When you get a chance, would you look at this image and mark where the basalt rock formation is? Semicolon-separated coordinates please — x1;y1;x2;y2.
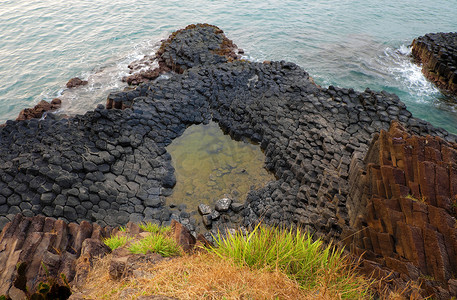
121;23;240;86
347;121;457;298
1;24;454;237
0;215;204;298
0;214;112;298
1;24;457;298
412;32;457;95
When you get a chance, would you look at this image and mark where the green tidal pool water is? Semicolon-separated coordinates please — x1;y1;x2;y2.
166;122;275;209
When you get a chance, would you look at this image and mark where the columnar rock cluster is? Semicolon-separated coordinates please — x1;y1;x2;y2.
347;121;457;298
0;214;204;298
1;24;454;237
412;32;457;95
0;214;112;298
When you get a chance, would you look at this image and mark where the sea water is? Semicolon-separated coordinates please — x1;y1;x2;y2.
1;0;456;132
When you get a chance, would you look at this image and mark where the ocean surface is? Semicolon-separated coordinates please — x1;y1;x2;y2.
1;0;456;133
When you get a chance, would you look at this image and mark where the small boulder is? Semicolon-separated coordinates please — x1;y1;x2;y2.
198;204;212;215
202;214;212;227
230;202;244;212
215;197;232;212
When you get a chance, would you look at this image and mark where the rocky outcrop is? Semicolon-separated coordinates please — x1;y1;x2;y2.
412;32;457;95
15;98;62;121
0;24;455;244
0;214;112;298
120;23;240;87
346;121;457;299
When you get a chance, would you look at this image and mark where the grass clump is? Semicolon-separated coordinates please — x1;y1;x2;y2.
405;194;427;203
207;224;373;299
128;233;182;257
139;222;172;234
103;235;131;250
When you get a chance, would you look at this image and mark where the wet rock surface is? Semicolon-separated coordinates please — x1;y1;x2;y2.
121;23;240;86
66;77;88;88
14;98;62;121
412;32;457;95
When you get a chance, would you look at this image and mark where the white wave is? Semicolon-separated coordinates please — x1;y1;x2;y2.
54;38;163;117
384;45;440;100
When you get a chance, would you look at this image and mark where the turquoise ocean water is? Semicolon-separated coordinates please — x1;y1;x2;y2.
1;0;456;132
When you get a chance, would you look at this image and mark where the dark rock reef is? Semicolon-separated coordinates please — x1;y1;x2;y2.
412;32;457;95
121;23;240;86
1;24;457;298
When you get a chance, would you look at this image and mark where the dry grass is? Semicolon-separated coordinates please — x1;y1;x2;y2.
78;251;342;300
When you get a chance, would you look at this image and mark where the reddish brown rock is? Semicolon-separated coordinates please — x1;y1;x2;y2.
16;98;62;121
347;121;457;299
66;77;88;88
73;239;111;287
171;219;196;253
0;214;111;298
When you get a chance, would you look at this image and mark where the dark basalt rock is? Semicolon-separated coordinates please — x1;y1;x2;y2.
412;32;457;95
121;23;240;86
1;24;455;236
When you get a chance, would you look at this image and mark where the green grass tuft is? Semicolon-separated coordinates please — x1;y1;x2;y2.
103;235;131;250
207;224;373;299
128;233;182;257
139;222;172;234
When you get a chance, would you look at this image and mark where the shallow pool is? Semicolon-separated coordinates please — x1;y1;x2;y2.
166;122;275;209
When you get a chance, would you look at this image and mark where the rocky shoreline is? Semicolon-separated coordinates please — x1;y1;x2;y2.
1;24;457;298
412;32;457;95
